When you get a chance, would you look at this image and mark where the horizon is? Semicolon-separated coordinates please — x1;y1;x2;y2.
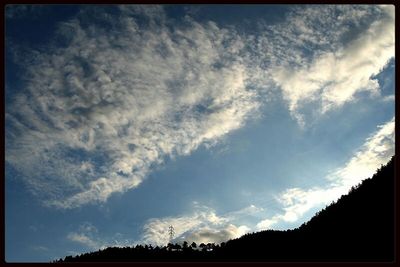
5;4;395;262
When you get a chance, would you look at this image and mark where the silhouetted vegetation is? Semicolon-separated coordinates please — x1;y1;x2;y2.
56;156;395;262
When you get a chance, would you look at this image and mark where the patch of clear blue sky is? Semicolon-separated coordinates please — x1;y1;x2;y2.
5;4;395;262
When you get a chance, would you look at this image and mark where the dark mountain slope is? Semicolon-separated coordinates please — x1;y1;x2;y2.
57;156;395;262
223;156;395;261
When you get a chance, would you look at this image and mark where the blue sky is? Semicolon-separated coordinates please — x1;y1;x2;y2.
5;5;395;262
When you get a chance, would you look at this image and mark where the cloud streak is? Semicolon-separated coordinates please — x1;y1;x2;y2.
269;5;394;125
67;222;103;250
257;116;395;230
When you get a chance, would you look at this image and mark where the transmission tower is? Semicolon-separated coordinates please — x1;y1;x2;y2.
168;225;175;241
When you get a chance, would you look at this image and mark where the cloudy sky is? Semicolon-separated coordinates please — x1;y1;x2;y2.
5;4;395;262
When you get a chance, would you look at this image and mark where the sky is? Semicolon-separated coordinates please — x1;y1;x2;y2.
5;4;395;262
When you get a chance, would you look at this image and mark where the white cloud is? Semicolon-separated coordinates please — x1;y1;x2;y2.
269;5;394;125
141;206;227;246
67;232;100;250
382;95;395;102
6;6;261;208
257;116;395;230
66;221;135;251
67;222;102;249
140;203;258;246
332;116;395;188
181;224;250;245
256;217;279;230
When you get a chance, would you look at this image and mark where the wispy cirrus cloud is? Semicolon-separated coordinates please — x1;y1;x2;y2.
67;222;103;250
332;116;395;188
5;5;394;209
269;5;394;125
6;6;261;208
67;232;100;250
257;116;395;230
382;95;395;102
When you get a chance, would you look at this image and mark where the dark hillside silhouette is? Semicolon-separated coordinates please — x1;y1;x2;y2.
223;156;395;261
56;156;395;262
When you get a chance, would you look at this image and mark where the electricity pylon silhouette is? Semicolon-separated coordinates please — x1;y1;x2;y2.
168;225;175;241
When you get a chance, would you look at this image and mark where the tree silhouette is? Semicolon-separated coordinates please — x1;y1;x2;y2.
199;243;207;252
166;243;173;251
